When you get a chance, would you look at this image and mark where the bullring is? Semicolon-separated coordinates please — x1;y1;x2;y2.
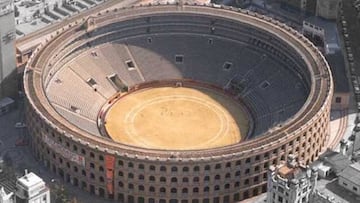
24;3;333;203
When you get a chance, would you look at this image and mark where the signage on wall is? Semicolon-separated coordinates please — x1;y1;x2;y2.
43;135;86;167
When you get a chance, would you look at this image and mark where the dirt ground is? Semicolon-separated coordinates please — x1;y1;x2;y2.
105;86;249;150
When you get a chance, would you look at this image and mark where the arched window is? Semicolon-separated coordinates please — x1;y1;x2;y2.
171;167;177;172
118;181;123;187
90;173;95;179
118;171;123;177
149;165;156;171
128;162;134;168
160;177;166;182
182;177;189;183
99;166;104;172
204;176;210;181
99;176;104;182
235;171;241;176
171;188;177;193
215;164;221;169
244;179;249;185
171;177;178;183
183;167;189;172
193;177;199;182
138;185;144;191
204;165;210;171
128;184;134;189
138;174;144;180
215;175;220;180
128;173;134;179
160;166;166;172
214;185;220;191
225;184;230;189
139;164;144;170
99;155;104;161
204;187;210;192
182;188;188;194
149;186;155;192
160;187;166;193
243;191;249;199
225;173;231;179
90;163;95;168
90;152;95;158
193;187;199;193
118;160;123;166
149;176;155;181
194;166;200;172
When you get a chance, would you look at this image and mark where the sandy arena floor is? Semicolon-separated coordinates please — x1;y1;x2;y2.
105;86;249;150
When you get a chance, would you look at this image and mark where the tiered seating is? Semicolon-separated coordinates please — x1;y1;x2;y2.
53;104;100;136
46;33;309;138
46;68;105;121
127;40;183;81
71;51;117;98
242;91;273;136
126;35;263;87
100;43;144;84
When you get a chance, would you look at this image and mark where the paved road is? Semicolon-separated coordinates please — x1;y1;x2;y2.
0;103;115;202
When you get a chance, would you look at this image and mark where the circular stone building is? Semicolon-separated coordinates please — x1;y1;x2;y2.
24;3;333;203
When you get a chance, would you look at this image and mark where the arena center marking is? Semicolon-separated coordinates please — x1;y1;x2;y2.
124;95;230;148
104;86;249;150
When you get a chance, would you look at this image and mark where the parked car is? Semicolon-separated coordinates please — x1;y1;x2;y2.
14;122;26;128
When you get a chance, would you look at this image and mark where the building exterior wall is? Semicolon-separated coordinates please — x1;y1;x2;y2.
332;92;350;110
338;176;360;196
0;0;16;98
279;0;316;14
23;4;333;202
316;0;341;20
26;103;330;202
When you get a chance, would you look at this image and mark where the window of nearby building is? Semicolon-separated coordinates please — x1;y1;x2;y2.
175;55;184;64
223;62;232;71
278;186;284;193
335;97;341;103
208;38;213;45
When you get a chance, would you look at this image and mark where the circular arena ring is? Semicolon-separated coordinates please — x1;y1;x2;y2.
100;80;252;150
24;3;333;202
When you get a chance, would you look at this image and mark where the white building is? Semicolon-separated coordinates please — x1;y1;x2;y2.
267;155;318;203
0;187;13;203
15;172;50;203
